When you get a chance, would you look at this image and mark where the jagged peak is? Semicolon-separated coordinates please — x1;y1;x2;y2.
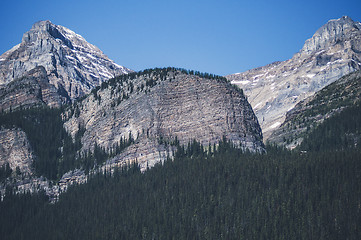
300;16;361;54
0;20;132;100
22;20;74;49
31;20;53;30
327;16;355;24
319;15;360;33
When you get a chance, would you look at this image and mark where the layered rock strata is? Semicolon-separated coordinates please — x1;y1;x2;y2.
0;66;62;111
64;69;264;170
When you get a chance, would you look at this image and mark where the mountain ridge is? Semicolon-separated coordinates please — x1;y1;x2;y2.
227;16;361;139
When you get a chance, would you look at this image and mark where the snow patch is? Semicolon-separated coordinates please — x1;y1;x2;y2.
269;121;281;129
86;53;97;60
287;106;294;112
266;75;275;79
351;59;361;65
10;43;21;52
327;59;344;65
66;55;77;61
253;102;262;109
233;80;250;85
252;74;264;79
113;62;125;69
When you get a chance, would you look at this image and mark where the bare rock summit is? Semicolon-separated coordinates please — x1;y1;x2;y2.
227;16;361;140
0;20;132;103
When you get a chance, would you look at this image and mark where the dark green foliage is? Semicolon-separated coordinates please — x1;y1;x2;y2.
97;67;228;95
0;107;84;180
79;135;134;174
274;71;361;145
0;107;65;179
0;188;49;238
1;140;361;239
299;103;361;151
0;163;12;181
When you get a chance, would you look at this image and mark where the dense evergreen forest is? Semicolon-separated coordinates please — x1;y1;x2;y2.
0;107;81;180
1;69;361;239
1;139;360;239
299;103;361;151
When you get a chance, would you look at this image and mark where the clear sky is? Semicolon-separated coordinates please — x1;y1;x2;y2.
0;0;360;76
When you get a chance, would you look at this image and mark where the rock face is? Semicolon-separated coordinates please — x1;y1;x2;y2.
1;69;264;200
268;70;361;148
0;127;34;175
227;16;361;139
0;20;132;102
0;66;62;111
64;69;264;170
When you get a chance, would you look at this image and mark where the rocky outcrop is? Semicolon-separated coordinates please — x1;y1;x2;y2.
64;69;264;169
0;20;132;102
105;138;175;172
0;127;34;175
300;16;361;54
0;66;62;111
227;16;361;140
0;126;87;201
268;70;361;148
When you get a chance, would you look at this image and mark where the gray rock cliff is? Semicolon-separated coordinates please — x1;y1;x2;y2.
0;20;132;102
227;16;361;140
0;127;34;176
0;66;62;111
64;69;264;170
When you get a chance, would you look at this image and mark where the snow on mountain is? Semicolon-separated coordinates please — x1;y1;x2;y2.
227;16;361;140
0;20;133;102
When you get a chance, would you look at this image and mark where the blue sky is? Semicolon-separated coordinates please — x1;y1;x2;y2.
0;0;360;75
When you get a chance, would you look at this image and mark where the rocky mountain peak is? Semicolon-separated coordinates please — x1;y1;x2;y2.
227;16;361;140
300;16;361;54
0;20;133;102
22;20;73;49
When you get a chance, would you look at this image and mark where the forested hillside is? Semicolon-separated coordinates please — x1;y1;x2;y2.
1;139;360;239
0;107;82;180
299;103;361;151
269;70;361;148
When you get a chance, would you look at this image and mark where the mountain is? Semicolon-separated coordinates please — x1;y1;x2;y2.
226;16;361;139
0;68;264;200
64;68;265;168
0;20;132;104
268;70;361;148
